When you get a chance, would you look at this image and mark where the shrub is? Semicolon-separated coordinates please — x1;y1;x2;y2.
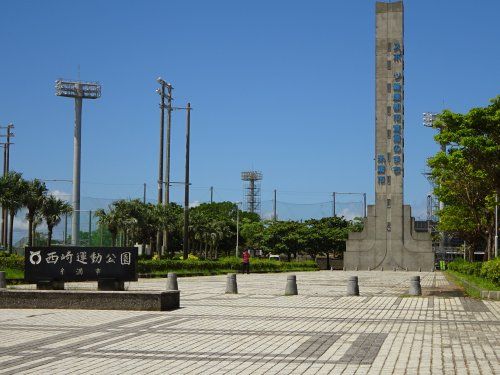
0;253;24;271
447;259;482;276
480;258;500;286
448;258;500;287
137;256;318;274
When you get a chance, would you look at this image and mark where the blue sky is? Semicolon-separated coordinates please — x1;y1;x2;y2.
1;0;499;220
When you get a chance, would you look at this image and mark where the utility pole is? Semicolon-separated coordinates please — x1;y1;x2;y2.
63;213;68;245
88;210;92;246
273;189;277;221
182;103;191;260
210;186;214;203
156;78;166;205
164;82;173;205
56;79;101;246
163;81;173;256
0;123;14;248
156;78;166;255
332;192;336;217
363;193;367;218
235;202;241;257
143;183;147;204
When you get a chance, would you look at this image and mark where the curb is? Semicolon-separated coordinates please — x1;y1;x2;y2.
449;272;500;300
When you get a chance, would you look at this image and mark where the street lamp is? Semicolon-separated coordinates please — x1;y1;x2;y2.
0;123;14;248
423;111;449;259
55;79;101;246
422;112;436;128
235;202;242;257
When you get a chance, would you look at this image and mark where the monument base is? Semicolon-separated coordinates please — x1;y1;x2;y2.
36;280;65;290
344;204;434;271
0;289;180;311
98;278;125;291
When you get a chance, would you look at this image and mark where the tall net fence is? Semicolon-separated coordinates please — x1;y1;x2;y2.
7;190;366;250
260;199;365;221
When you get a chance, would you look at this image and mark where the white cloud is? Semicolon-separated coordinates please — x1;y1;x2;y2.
49;190;71;202
189;200;201;208
261;211;274;220
338;207;358;221
13;214;29;231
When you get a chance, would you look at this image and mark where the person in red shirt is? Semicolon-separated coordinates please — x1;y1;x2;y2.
242;248;250;274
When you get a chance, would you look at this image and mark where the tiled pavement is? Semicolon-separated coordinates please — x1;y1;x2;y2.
1;271;499;374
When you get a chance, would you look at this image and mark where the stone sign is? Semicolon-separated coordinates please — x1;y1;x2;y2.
24;247;138;283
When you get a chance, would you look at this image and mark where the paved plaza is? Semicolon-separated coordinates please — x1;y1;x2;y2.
1;271;499;374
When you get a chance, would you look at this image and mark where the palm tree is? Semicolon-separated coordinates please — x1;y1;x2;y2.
95;208;119;246
23;179;47;246
153;203;182;257
32;212;43;246
112;199;139;246
0;171;26;253
41;195;72;247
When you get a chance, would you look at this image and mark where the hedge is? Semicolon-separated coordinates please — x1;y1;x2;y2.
137;257;318;274
0;253;24;270
447;258;500;286
0;252;318;275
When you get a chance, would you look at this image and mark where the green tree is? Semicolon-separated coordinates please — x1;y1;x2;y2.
428;96;499;260
41;195;72;247
263;220;306;261
240;218;265;250
23;179;48;247
187;202;240;259
0;171;27;253
303;216;352;267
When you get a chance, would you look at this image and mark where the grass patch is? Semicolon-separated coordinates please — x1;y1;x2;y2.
445;270;499;298
4;268;24;280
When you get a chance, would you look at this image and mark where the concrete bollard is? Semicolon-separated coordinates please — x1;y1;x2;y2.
166;273;178;291
0;271;6;288
285;275;298;295
225;273;238;294
408;276;422;296
347;276;359;296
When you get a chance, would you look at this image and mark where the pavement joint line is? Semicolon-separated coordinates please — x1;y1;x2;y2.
0;271;498;374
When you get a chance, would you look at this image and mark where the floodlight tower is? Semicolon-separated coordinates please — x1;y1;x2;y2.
55;79;101;246
241;171;263;215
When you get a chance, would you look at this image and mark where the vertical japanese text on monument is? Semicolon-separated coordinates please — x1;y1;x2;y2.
392;41;403;176
378;40;403;184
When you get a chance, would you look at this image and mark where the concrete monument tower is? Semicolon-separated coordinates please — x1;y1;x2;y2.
344;1;434;271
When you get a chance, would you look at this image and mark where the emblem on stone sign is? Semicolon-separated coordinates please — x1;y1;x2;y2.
29;250;42;265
